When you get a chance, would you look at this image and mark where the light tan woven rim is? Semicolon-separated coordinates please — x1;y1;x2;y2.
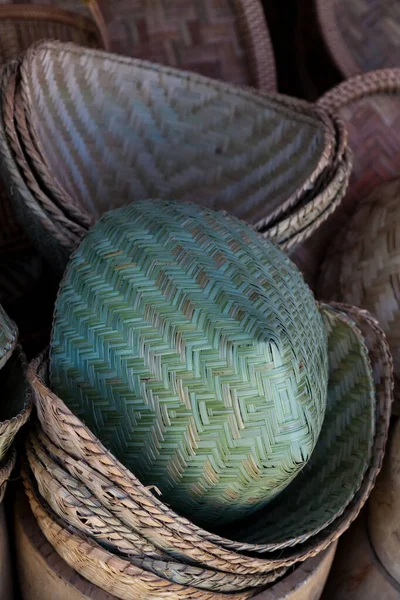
318;68;400;113
315;0;361;78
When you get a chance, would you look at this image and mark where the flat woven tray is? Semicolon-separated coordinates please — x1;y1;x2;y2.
316;0;400;78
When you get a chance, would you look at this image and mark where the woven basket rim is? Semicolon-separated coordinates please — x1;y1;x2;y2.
0;4;98;30
318;68;400;113
27;303;390;570
231;0;277;92
263;149;352;249
315;0;361;78
20;41;336;228
21;467;257;600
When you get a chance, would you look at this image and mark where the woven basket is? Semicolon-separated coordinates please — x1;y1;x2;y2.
11;0;275;90
316;0;400;79
26;303;390;579
0;41;348;273
318;178;400;414
291;69;400;289
0;448;16;503
50;201;329;528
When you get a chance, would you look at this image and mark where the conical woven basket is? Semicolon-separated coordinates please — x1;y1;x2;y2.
318;178;400;415
316;0;400;78
26;303;391;580
0;41;348;273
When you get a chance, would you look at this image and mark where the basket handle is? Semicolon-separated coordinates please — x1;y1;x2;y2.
82;0;112;51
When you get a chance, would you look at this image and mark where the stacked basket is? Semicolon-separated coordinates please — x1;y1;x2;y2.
0;41;351;275
16;197;392;599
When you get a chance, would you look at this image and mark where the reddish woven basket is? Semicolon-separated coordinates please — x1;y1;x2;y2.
316;0;400;79
292;69;400;290
9;0;276;91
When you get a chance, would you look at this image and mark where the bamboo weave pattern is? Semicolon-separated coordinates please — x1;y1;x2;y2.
21;42;329;230
50;201;328;527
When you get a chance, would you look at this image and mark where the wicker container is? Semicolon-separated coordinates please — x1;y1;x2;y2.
318;179;400;414
316;0;400;79
369;418;400;584
24;302;391;593
322;512;400;600
292;68;400;289
9;0;275;90
0;502;13;599
0;40;349;273
14;485;335;600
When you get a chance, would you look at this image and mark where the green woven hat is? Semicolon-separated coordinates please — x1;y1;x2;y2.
50;200;329;527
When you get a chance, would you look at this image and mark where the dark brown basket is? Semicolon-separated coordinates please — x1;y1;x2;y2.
316;0;400;78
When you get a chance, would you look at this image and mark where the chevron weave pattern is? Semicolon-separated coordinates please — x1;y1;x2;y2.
319;178;400;414
0;303;17;370
20;42;331;230
50;201;328;527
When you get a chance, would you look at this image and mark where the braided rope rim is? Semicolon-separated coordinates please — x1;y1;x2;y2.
21;465;257;600
0;345;32;462
25;427;287;592
318;68;400;113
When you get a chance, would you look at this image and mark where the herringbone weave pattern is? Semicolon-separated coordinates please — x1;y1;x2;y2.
319;179;400;413
20;42;330;230
50;201;328;527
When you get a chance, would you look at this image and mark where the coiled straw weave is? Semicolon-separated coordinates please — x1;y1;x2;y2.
50;200;328;527
26;303;391;588
0;40;349;272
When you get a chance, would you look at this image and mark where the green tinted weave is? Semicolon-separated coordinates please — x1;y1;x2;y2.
50;201;328;526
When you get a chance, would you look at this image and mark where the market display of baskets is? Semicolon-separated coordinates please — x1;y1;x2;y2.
0;3;398;599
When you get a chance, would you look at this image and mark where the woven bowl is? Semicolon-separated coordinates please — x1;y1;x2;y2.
316;0;400;78
291;69;400;290
27;302;391;576
50;201;329;527
318;178;400;414
0;40;345;273
0;448;16;503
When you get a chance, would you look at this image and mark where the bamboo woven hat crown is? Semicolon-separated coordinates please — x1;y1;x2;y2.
0;41;349;273
318;178;400;414
50;200;328;527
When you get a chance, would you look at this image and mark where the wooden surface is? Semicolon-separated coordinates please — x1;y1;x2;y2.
369;418;400;583
0;502;13;600
322;512;400;599
254;542;337;600
14;490;117;600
